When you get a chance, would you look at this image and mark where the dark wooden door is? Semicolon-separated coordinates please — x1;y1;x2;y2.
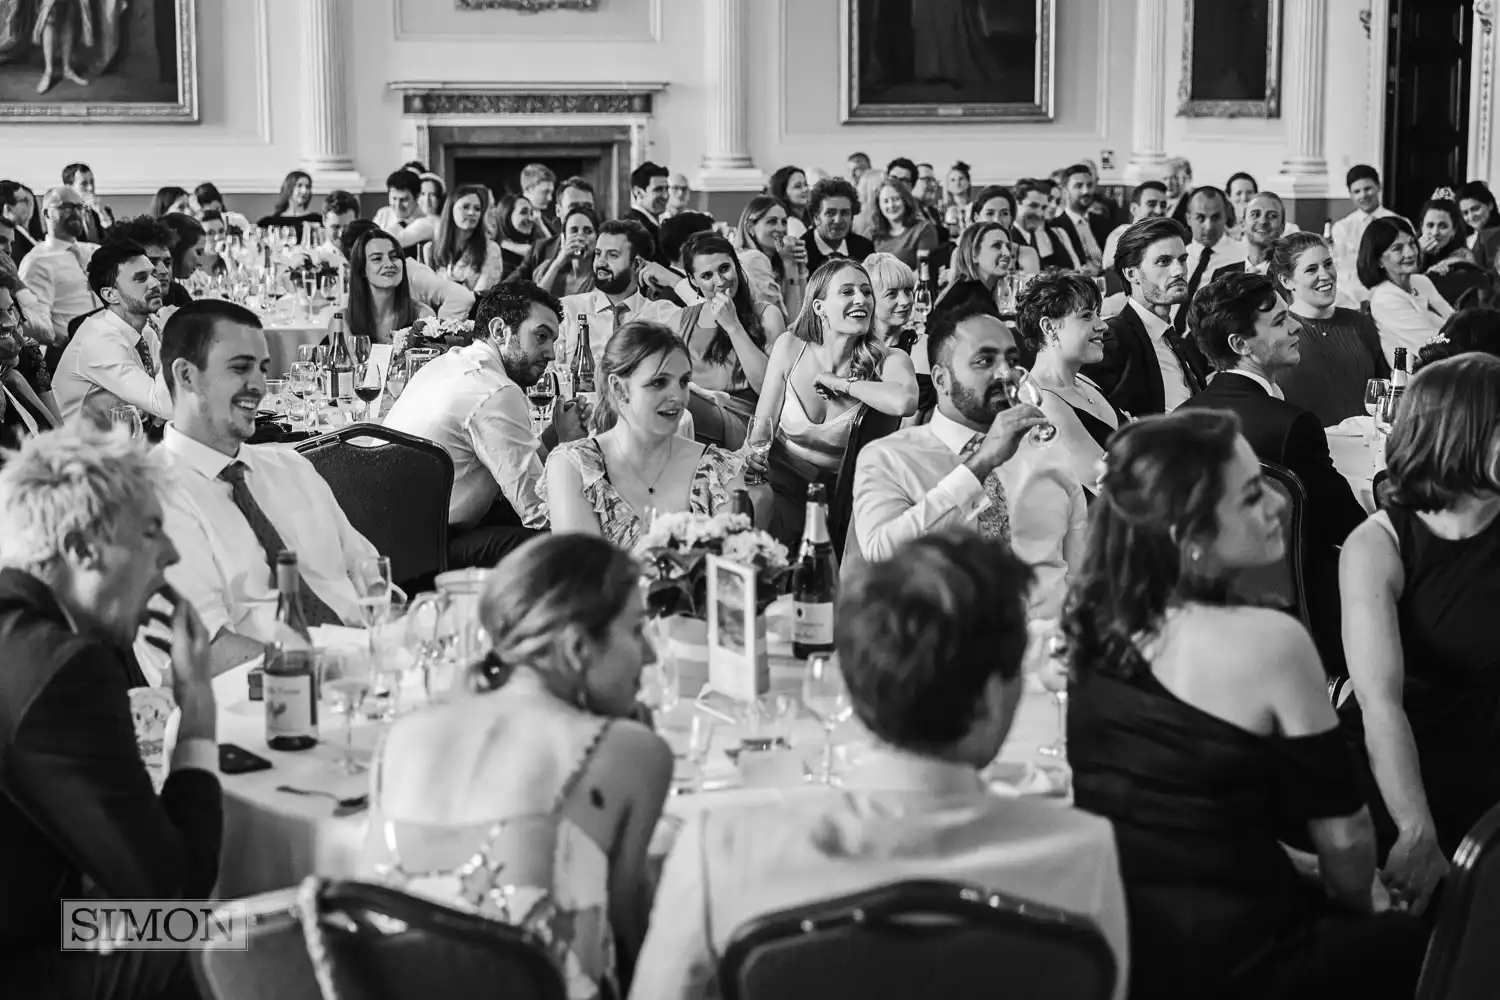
1384;0;1473;219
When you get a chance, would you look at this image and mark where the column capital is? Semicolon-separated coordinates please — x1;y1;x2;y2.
693;165;767;193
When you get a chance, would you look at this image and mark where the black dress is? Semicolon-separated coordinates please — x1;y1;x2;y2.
1070;666;1427;1000
1371;503;1500;855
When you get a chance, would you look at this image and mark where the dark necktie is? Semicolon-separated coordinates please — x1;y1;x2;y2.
1162;328;1205;395
1174;245;1214;335
134;334;156;378
218;461;343;627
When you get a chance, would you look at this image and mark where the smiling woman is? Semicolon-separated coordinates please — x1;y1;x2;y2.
344;229;432;346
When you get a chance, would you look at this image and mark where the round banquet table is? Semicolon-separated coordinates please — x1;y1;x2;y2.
211;610;1064;901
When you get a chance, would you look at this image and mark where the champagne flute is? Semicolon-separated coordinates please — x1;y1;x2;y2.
1036;634;1070;758
1374;388;1400;438
319;649;373;774
802;654;853;785
313;345;330;368
743;415;775;487
353;362;382;420
353;335;372;365
1003;366;1057;446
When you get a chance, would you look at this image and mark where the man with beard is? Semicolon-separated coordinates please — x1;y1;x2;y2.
53;240;174;426
800;177;876;276
154;301;382;674
1050;163;1112;275
387;283;590;569
19;185;98;355
1083;217;1208;416
560;219;684;370
848;301;1087;618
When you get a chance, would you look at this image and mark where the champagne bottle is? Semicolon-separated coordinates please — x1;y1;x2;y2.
573;314;596;395
1392;346;1409;389
264;551;318;751
914;255;933;327
324;310;354;399
792;483;838;659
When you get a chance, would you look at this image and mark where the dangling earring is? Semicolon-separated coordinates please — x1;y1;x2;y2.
1187;543;1205;567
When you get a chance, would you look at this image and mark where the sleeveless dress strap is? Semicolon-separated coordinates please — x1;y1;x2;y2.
549;719;614;816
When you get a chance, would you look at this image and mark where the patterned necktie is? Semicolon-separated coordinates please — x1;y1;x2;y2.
959;433;1011;544
1075;215;1103;268
218;461;343;627
1174;245;1214;335
134;334;156;378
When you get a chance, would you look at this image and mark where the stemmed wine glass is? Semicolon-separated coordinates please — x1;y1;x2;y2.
676;713;717;795
527;366;557;429
1364;379;1390;418
320;649;373;774
353;362;382;421
1036;633;1070;758
743;416;775;487
353;335;372;366
802;654;853;785
109;404;145;440
1002;366;1057;446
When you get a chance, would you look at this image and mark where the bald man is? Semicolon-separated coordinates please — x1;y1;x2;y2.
18;186;98;351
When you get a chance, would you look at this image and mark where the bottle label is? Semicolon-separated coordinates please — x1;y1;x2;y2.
248;667;264;702
265;672;316;739
793;601;835;645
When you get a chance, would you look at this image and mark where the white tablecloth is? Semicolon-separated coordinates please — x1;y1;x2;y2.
213;619;1062;900
1325;417;1383;514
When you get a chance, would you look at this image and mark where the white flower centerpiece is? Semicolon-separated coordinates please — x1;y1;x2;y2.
391;317;477;361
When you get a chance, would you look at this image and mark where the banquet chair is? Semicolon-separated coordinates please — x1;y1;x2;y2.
718;879;1116;1000
297;423;453;590
829;405;904;558
293;877;566;1000
1228;461;1310;632
191;888;320;1000
1416;802;1500;1000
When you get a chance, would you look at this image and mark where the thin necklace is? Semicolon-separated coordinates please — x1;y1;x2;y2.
614;434;675;495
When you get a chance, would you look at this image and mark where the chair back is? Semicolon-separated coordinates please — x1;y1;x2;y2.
297;423;453;589
1417;803;1500;1000
829;404;904;557
297;878;566;1000
192;889;321;1000
1228;461;1309;631
719;880;1116;1000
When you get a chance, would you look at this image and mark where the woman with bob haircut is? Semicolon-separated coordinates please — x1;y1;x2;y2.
1340;352;1500;914
1065;408;1428;999
1359;216;1454;366
361;533;672;999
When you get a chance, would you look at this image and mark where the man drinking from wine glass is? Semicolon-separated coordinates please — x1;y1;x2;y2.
847;301;1088;620
632;530;1130;1000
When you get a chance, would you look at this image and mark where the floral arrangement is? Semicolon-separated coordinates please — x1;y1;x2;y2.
275;245;346;283
391;317;477;357
635;511;790;619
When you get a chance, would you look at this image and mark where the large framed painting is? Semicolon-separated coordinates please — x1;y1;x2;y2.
1179;0;1282;118
0;0;198;122
842;0;1055;123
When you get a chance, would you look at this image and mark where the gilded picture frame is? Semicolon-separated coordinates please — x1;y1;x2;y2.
1178;0;1283;119
0;0;199;122
841;0;1055;124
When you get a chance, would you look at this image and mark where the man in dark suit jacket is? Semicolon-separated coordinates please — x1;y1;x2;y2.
1049;163;1115;274
0;426;221;999
1082;217;1208;416
1178;272;1367;674
626;161;672;266
801;176;876;276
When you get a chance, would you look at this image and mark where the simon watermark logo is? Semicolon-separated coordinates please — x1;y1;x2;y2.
61;900;250;952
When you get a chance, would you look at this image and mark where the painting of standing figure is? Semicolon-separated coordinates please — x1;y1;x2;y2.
0;0;197;120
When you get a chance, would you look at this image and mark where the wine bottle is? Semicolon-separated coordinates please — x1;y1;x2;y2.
573;314;596;394
731;488;755;519
914;257;933;327
792;483;838;660
264;551;318;751
1392;346;1409;389
324;310;354;400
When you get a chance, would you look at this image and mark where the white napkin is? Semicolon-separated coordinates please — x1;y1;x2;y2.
1326;415;1373;437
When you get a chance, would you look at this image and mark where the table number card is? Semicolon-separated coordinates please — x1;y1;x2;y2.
706;555;769;702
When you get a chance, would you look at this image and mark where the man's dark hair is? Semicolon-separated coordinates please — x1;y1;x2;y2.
1062;162;1093;184
630;161;669;193
87;239;151;299
474;281;562;340
338;219;382;260
886;157;919;180
658;211;714;266
109;215;175;252
1131;181;1167;205
0;180;24;211
384;169;420;198
322;189;360;217
1172;185;1232;228
1015;269;1103;355
926;298;1004;371
1013;177;1052;203
807;177;861;220
1114;217;1190;285
836;530;1034;753
558;175;595;199
1188;272;1282;372
159;300;263;396
1346;164;1380;189
61;163;91;185
597;218;655;263
193;182;224;208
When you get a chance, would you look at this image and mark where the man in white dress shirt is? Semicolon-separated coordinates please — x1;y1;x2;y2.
633;531;1130;1000
373;169;433;248
1331;165;1402;299
53;240;174;426
850;302;1087;620
1053;163;1111;276
18;185;98;351
1241;192;1287;275
1180;187;1249;292
155;300;381;674
560;219;684;368
386;282;588;569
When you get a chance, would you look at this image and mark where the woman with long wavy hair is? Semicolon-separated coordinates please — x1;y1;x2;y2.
932;220;1015;320
427;184;503;292
492;191;541;281
746;258;918;544
360;533;672;999
257;170;319;230
1063;409;1426;999
344;228;431;345
734;194;807;321
546;321;744;548
767;165;812;237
